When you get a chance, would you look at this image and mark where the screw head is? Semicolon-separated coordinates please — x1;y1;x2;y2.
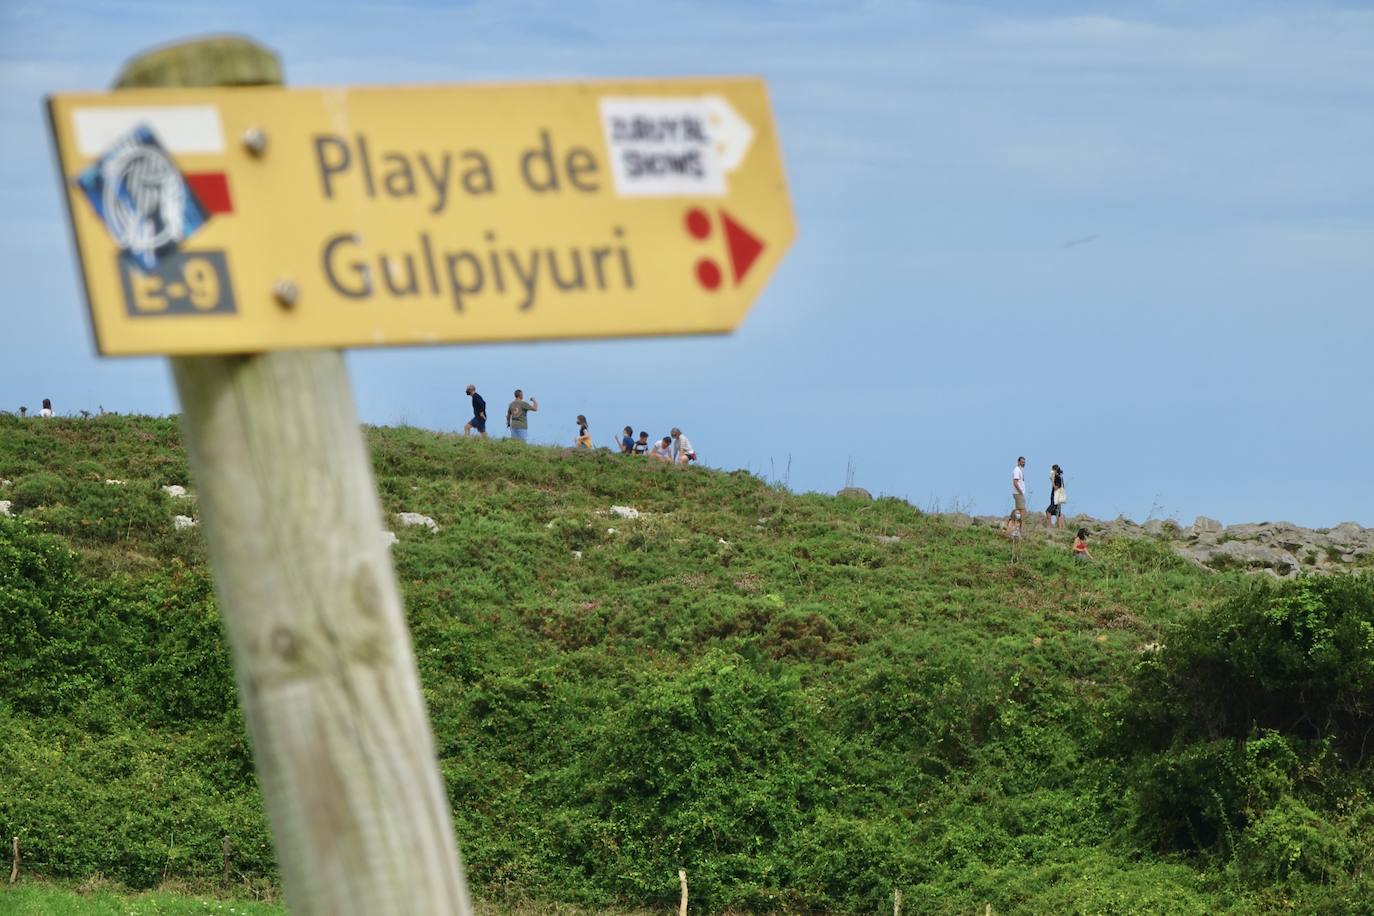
242;127;268;156
273;280;298;309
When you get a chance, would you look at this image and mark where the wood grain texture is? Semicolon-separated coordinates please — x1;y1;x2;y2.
114;36;471;915
172;353;472;914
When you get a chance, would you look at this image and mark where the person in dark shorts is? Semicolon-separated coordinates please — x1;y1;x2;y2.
619;426;635;454
463;385;487;437
1044;464;1065;528
575;415;593;449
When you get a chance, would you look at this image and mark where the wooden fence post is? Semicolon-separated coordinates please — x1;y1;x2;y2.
678;867;688;916
893;887;902;916
112;37;470;915
9;835;17;883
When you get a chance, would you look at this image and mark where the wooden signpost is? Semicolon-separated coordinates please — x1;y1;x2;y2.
47;33;795;915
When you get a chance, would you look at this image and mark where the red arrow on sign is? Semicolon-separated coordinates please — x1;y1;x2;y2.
721;209;764;285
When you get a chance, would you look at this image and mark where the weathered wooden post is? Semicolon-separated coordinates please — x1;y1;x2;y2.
112;37;471;914
678;867;689;916
9;835;17;884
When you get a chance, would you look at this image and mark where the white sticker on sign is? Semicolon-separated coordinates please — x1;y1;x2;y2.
600;97;726;197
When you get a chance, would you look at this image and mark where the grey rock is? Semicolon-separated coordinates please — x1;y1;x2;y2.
1213;540;1298;576
162;484;189;498
1193;516;1222;534
837;487;872;500
0;479;11;488
876;534;902;544
610;505;641;520
0;500;11;517
396;512;439;533
173;515;198;530
105;478;126;486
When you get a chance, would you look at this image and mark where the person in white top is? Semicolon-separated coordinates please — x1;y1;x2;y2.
650;437;674;463
1012;455;1026;514
39;398;53;418
670;427;696;464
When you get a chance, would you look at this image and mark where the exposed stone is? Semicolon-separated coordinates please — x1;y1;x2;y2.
876;535;902;544
0;500;11;517
837;487;872;500
1211;540;1298;576
396;512;439;533
162;484;189;498
1193;516;1222;534
173;515;198;530
105;478;126;486
610;505;641;519
381;531;399;547
0;479;11;487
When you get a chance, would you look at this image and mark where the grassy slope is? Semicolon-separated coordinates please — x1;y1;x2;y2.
0;414;1320;913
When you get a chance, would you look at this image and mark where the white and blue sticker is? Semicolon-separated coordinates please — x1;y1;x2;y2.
75;125;208;270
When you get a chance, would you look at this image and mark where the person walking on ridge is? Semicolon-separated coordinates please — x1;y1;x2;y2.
506;389;538;441
1045;464;1065;528
463;385;486;437
1012;455;1027;516
574;415;593;449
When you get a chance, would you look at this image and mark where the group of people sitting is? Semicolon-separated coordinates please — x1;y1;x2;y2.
604;425;697;464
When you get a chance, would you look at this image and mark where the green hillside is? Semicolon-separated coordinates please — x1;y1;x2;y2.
2;414;1372;913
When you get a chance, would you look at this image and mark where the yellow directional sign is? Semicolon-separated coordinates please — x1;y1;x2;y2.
47;79;795;356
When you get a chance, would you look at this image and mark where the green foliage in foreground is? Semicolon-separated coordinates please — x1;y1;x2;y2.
1;414;1373;913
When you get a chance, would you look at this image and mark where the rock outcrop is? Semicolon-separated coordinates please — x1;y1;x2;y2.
959;511;1373;578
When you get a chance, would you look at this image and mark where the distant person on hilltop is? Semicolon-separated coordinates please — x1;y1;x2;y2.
506;389;537;441
575;415;593;449
670;428;697;464
634;431;650;455
463;385;486;437
1012;455;1027;515
619;426;635;454
1045;464;1065;528
40;398;53;418
650;436;673;463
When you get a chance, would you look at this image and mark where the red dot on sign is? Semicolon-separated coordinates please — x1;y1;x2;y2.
685;208;711;239
696;258;722;291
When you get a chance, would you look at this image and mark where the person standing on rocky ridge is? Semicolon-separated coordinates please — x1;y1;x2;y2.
1012;455;1027;515
463;385;486;438
39;398;53;418
1045;464;1065;528
505;389;537;441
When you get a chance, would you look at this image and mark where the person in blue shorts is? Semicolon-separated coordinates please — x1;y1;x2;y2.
506;389;537;441
463;384;486;437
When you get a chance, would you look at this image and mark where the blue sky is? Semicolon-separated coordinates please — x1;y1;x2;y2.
2;1;1372;527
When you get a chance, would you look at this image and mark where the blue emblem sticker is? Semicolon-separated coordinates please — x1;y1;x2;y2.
75;125;209;270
